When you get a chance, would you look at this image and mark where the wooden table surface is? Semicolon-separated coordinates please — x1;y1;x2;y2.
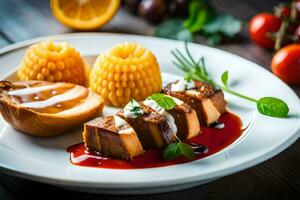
0;0;299;199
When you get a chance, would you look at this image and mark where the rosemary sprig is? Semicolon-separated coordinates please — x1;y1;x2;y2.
171;42;289;118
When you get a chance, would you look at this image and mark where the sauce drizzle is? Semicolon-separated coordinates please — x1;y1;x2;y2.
8;81;89;114
67;112;243;169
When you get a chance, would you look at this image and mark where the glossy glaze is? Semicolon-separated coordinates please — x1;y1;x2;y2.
67;112;242;169
8;82;89;114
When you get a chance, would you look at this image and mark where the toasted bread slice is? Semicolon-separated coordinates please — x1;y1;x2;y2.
83;116;144;160
0;81;104;137
163;81;226;126
166;96;200;140
117;102;176;149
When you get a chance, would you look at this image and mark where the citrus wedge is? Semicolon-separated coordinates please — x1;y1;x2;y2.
50;0;120;30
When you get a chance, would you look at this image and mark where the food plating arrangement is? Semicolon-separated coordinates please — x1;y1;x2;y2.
0;39;291;170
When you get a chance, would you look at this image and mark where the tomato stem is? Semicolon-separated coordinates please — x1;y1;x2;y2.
274;20;289;51
290;2;297;22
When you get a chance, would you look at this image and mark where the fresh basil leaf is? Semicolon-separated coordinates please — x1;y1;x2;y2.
179;142;195;159
163;142;182;161
221;71;229;87
155;18;193;42
147;93;176;110
204;14;242;37
163;142;195;161
257;97;289;118
184;0;214;33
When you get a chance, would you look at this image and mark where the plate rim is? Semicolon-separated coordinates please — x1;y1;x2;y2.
0;32;299;189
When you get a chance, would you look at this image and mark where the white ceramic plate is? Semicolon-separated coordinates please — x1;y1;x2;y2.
0;33;299;195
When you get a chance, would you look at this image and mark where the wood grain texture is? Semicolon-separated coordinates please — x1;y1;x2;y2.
0;0;299;199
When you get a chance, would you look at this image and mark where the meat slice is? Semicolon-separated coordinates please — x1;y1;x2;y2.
117;102;176;149
166;96;200;140
163;80;227;126
142;96;200;140
82;116;144;160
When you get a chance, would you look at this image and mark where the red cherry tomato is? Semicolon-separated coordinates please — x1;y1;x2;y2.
249;13;282;48
271;44;300;84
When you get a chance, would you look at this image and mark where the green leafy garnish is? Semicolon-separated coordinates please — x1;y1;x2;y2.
130;106;143;116
257;97;289;118
125;99;144;117
163;130;195;161
163;141;195;161
155;18;193;42
172;42;290;118
147;93;176;110
221;71;229;87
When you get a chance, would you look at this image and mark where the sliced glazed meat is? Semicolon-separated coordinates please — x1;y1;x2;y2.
83;116;144;160
166;96;201;140
163;80;227;126
117;102;176;149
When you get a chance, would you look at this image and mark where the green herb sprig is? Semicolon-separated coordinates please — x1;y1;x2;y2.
163;134;195;161
126;99;144;117
172;42;289;118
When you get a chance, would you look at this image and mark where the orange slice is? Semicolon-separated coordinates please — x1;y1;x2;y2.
50;0;120;30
